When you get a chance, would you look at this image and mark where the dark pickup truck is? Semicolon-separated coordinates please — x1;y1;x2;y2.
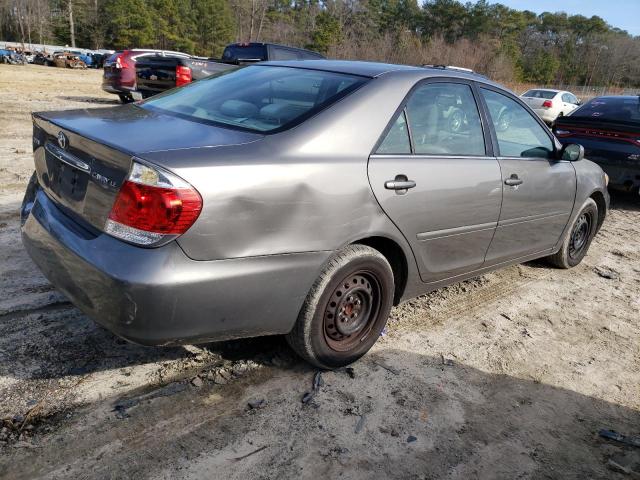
134;42;324;99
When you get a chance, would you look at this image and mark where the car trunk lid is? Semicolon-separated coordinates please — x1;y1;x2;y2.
32;105;262;233
522;96;551;109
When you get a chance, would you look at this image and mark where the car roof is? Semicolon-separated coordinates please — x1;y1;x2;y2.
257;59;495;79
591;95;640;100
524;88;563;93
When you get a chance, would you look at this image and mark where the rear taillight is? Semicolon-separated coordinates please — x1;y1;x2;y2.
542;100;553;108
176;65;192;86
105;160;202;246
115;53;130;69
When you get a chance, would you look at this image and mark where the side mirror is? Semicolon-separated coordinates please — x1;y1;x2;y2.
576;98;582;105
560;143;584;162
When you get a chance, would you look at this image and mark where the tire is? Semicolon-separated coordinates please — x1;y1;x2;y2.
118;94;132;103
286;244;394;369
546;198;598;269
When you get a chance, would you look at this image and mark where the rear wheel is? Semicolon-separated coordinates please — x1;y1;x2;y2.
118;93;132;103
286;245;394;369
546;198;598;268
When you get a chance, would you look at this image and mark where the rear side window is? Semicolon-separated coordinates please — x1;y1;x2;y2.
405;83;485;156
271;47;300;60
523;90;556;99
377;112;411;154
141;65;367;133
481;88;554;158
571;97;640;124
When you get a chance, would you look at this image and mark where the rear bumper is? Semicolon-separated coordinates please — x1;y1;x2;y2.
531;108;556;123
101;84;124;95
559;137;640;191
101;80;134;96
601;164;640;191
21;188;328;345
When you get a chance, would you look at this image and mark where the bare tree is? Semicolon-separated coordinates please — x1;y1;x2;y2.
68;0;75;47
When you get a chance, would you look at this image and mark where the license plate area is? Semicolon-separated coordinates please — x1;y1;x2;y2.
45;145;90;203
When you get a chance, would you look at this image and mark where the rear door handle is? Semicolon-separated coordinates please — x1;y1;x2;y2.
504;174;523;186
385;174;416;191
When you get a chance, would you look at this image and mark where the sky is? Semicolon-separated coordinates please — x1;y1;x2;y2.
487;0;640;36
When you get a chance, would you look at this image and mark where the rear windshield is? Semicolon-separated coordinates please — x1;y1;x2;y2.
222;45;267;62
571;97;640;123
105;52;121;65
522;90;556;99
141;65;368;133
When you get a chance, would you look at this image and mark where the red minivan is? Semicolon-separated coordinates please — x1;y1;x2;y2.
102;49;189;102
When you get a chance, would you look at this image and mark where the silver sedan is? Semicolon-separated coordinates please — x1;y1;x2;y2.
21;60;608;368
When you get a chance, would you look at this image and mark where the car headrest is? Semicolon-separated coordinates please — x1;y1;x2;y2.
260;103;304;125
219;100;258;118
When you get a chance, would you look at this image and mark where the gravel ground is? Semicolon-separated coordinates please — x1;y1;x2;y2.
0;64;638;479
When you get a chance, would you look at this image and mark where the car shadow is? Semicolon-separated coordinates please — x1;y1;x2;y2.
57;95;120;105
0;301;287;381
2;349;638;479
609;190;640;212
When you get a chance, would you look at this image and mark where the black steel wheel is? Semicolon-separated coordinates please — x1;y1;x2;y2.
546;198;598;269
568;212;592;260
286;245;394;369
323;271;382;352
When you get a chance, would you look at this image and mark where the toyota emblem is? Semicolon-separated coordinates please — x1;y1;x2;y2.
57;131;68;149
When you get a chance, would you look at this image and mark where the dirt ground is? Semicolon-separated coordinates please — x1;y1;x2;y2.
0;64;638;479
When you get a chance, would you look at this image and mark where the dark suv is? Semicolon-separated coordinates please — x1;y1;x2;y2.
102;49;190;102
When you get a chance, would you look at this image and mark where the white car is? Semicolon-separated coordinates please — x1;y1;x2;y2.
520;89;581;124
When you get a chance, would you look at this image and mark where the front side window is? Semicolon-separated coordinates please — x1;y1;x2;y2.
141;66;368;133
404;83;485;156
481;88;554;159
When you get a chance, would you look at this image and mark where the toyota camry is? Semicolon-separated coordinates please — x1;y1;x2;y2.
21;61;609;368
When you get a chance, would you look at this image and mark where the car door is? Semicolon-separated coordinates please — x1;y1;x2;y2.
561;93;578;114
368;80;502;283
479;87;576;264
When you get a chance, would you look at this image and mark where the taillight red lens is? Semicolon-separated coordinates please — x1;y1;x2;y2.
109;180;202;235
115;53;130;69
176;65;192;86
542;100;553;108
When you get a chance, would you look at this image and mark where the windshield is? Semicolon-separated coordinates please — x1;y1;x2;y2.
141;65;368;133
571;97;640;124
522;90;556;99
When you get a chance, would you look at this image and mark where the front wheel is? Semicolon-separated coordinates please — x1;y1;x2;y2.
546;198;598;268
286;245;394;369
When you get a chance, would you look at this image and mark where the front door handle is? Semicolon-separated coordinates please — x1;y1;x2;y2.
504;174;523;186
